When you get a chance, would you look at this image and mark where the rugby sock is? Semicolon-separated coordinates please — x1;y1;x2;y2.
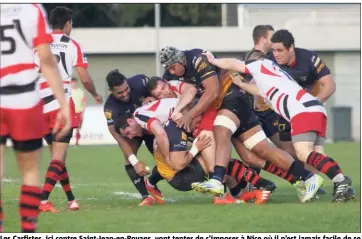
19;185;41;233
229;181;247;198
306;151;344;182
59;166;75;201
288;160;313;181
263;161;297;184
211;165;227;183
125;164;149;198
75;129;81;146
148;166;163;187
0;200;3;233
41;159;64;201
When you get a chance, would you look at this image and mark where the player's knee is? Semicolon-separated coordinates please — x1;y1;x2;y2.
293;142;314;162
51;142;69;161
214;115;238;135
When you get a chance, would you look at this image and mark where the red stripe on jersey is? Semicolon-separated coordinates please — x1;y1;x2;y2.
276;93;285;115
146;117;157;131
0;63;36;78
178;82;185;93
266;86;276;97
147;100;161;112
244;66;251;74
296;89;307;101
261;64;281;77
170;85;177;92
39;80;70;90
71;39;88;69
32;4;53;47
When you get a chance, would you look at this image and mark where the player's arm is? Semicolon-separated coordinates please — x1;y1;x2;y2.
169;135;212;171
231;76;262;97
72;42;102;104
174;82;198;113
188;57;220;118
203;51;248;74
149;120;171;164
312;55;335;103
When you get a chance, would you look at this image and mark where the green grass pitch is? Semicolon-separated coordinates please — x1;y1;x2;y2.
1;142;360;233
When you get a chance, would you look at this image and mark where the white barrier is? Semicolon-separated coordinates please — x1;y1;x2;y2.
69;105;117;145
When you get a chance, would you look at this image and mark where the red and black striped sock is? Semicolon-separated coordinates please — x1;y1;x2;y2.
59;166;75;201
307;151;342;180
263;161;297;184
19;185;41;233
0;199;3;233
228;159;270;187
41;159;64;201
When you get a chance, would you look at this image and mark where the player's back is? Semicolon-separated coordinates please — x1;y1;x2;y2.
134;98;179;130
1;4;52;109
36;32;87;113
246;59;326;120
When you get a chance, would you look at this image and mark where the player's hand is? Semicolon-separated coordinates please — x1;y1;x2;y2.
134;161;150;176
202;51;215;64
52;105;71;141
142;96;157;105
171;110;183;121
175;112;193;132
195;135;212;151
93;94;103;104
230;72;243;86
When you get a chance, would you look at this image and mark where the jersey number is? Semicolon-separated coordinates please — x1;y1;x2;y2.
0;20;23;55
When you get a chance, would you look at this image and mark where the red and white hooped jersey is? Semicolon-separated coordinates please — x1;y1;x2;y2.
0;4;53;109
35;31;88;113
245;59;327;122
134;98;179;131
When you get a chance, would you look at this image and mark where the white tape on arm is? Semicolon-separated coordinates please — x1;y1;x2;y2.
243;130;267;150
214;115;238;133
188;138;199;157
128;154;139;166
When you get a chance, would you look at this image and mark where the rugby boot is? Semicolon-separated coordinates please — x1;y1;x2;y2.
192;179;224;196
39;201;57;213
332;176;356;202
144;178;165;204
138;196;155;206
68;200;79;210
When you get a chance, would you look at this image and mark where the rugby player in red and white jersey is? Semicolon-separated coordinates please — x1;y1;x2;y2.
203;51;355;202
34;6;103;213
0;4;70;232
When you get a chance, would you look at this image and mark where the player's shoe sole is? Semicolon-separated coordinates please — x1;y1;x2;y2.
191;180;224;197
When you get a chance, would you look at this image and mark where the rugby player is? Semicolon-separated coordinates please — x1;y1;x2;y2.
104;69;162;206
160;47;318;202
36;6;103;213
202;51;355;202
71;77;86;147
1;4;70;232
270;29;336;158
115;101;275;204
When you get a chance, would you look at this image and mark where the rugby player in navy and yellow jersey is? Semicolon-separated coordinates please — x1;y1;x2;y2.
103;69;163;206
270;29;336;157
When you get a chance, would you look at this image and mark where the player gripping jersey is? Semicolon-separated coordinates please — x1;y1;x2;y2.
203;51;355;202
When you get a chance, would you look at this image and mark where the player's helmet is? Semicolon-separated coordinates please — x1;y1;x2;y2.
159;46;186;69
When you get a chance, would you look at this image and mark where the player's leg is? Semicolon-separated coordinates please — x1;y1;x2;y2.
0;137;7;233
40;129;76;212
7;102;44;232
225;159;276;204
192;109;240;196
198;130;215;173
293;132;355;202
237;124;323;203
125;137;154;206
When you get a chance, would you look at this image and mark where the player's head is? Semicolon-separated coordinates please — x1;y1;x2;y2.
49;6;73;36
147;76;176;99
252;25;274;53
106;69;130;102
114;113;143;139
71;77;78;89
271;29;295;65
160;46;186;77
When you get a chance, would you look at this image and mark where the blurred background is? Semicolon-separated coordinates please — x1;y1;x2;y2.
42;3;361;143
